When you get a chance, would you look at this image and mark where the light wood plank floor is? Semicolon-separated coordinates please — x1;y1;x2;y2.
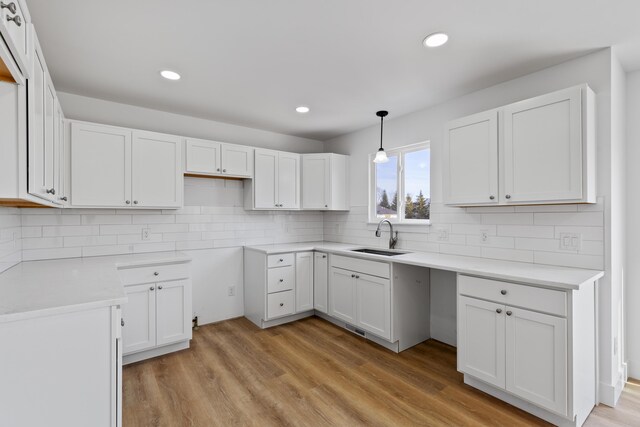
123;317;639;426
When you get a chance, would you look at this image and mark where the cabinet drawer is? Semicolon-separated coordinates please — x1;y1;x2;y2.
331;255;390;279
267;265;294;293
268;253;294;268
458;275;566;317
267;290;295;319
119;263;190;286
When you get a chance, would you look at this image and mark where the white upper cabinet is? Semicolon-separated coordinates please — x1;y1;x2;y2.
0;0;31;84
444;84;595;206
184;138;253;178
246;149;300;210
302;153;349;210
185;138;221;175
71;122;132;207
443;110;498;205
71;122;183;209
132;130;182;208
501;86;586;204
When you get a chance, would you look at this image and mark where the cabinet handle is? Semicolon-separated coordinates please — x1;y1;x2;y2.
46;188;56;195
355;275;360;279
217;168;220;172
279;258;284;262
1;2;17;14
59;196;68;201
150;286;155;291
325;204;328;208
279;303;284;307
125;200;131;205
496;308;502;314
351;274;355;278
322;255;327;258
133;200;139;205
506;310;512;316
6;14;21;26
500;290;507;295
223;169;227;173
121;318;125;327
505;194;511;199
158;285;163;290
279;279;284;283
489;195;495;200
154;272;159;276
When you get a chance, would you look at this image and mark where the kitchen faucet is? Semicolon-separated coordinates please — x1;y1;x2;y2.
375;219;398;249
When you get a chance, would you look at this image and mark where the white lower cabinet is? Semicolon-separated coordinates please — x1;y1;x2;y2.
296;252;314;312
355;273;391;340
313;252;328;313
119;260;192;364
457;274;595;426
329;267;357;324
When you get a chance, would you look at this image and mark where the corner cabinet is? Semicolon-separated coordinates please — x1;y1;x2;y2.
444;84;595;206
457;274;596;426
70;121;183;209
313;252;328;313
302;153;349;210
118;259;193;364
184;137;254;178
244;149;300;210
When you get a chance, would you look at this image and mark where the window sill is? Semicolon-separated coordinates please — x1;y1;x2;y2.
366;220;431;227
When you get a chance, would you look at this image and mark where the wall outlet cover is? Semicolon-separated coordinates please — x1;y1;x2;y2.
559;232;581;251
141;228;151;241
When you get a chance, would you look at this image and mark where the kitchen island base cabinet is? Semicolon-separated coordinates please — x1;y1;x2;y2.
457;274;595;427
0;305;122;427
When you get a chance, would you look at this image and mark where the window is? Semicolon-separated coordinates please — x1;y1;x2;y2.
370;142;430;224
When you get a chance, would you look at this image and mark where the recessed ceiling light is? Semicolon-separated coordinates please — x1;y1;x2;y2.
423;32;449;48
296;106;310;113
160;70;181;80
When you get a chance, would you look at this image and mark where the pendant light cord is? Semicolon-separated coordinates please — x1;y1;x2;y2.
379;115;384;149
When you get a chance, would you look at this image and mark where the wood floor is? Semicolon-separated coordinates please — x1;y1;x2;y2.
123;316;639;426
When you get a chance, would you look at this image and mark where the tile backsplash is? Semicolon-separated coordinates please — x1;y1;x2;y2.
0;207;22;273
324;199;605;270
4;179;605;271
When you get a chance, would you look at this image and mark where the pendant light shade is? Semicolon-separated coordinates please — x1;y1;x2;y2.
373;110;389;164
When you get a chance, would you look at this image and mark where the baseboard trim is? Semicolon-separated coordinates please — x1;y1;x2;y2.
123;340;190;365
598;370;626;407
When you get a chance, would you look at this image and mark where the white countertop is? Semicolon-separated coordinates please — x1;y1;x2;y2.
0;251;190;323
245;242;604;290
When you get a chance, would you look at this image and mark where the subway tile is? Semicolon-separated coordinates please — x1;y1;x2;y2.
43;225;100;237
554;226;603;241
22;215;81;226
481;213;533;225
162;232;202;242
22;247;82;261
497;225;554;238
22;237;64;250
148;223;189;233
82;245;132;257
132;215;175;224
514;237;561;252
100;224;144;235
133;242;176;254
481;247;534;263
534;251;604;270
82;215;132;225
533;211;604;227
21;226;43;238
64;235;118;247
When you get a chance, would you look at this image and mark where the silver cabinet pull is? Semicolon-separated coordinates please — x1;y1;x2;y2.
60;196;68;201
153;272;159;276
279;258;284;262
150;286;155;291
322;255;327;259
216;168;220;172
121;318;125;327
279;302;284;307
1;2;17;14
125;200;131;204
324;204;328;208
46;188;55;195
506;310;513;316
496;308;502;314
6;14;21;26
505;194;511;199
500;290;507;295
158;285;163;290
489;195;495;200
223;169;227;173
279;279;284;283
133;200;138;205
355;275;360;279
351;274;355;278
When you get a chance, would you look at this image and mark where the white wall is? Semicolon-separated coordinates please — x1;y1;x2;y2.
57;92;324;153
324;48;622;404
0;207;21;273
625;70;640;379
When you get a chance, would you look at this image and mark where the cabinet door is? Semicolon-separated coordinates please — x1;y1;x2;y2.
355;273;391;340
56;104;68;205
329;267;356;324
505;307;567;416
302;154;330;209
122;284;156;355
443;110;498;205
156;280;192;346
132;130;183;208
71;122;132;207
185;138;221;175
501;86;582;203
222;144;254;177
295;252;314;312
254;149;278;208
277;152;300;209
313;252;329;313
457;296;506;389
27;43;48;200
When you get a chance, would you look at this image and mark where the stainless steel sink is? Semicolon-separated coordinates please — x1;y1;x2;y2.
350;248;408;257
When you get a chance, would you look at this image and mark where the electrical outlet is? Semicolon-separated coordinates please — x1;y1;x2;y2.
228;285;236;297
437;228;449;241
141;228;151;241
559;232;581;251
480;229;489;243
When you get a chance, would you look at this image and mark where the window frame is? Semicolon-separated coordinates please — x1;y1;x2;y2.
368;141;431;225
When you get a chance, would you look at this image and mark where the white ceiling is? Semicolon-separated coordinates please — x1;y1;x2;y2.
27;0;640;141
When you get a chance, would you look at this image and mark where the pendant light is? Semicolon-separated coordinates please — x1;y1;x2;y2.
373;110;389;163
